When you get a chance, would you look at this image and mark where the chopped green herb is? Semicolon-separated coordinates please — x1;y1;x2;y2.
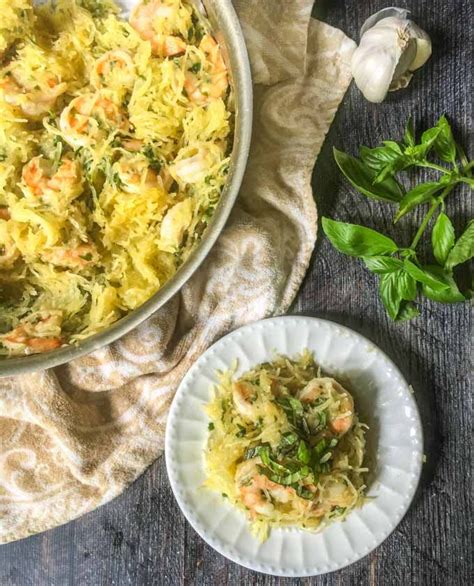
236;424;246;438
143;144;163;173
313;439;328;456
267;466;311;486
295;485;314;500
189;62;201;74
297;440;311;464
320;451;333;464
208;422;215;431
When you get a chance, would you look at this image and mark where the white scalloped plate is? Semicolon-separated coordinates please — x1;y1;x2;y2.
165;316;423;577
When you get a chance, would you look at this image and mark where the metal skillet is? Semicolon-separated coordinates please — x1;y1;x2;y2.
0;0;252;376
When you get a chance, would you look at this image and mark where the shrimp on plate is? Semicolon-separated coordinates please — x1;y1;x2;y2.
235;458;315;519
232;381;258;420
298;378;355;435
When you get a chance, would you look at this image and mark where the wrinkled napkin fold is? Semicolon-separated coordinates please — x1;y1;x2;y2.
0;1;356;543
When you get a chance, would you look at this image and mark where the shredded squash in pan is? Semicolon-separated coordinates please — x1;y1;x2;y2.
205;351;369;541
0;0;232;355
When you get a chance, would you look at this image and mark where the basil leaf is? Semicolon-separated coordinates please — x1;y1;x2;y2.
280;432;298;446
313;439;328;456
433;115;457;164
267;456;290;475
316;410;327;430
445;221;474;269
322;218;398;257
359;144;402;171
288;397;303;416
363;256;404;273
396;301;420;321
420;126;442;155
334;148;404;202
395;182;444;221
398;270;417;301
373;155;411;185
267;467;311;486
258;445;271;467
432;212;455;265
297;440;311;464
379;272;402;320
421;265;464;303
404;260;451;291
403;116;415;147
378;267;417;320
382;140;404;154
295;486;314;500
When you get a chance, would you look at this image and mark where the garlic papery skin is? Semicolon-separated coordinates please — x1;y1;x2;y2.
351;8;432;103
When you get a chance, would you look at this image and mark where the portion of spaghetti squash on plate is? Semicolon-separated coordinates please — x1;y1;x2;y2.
0;0;232;355
205;351;368;541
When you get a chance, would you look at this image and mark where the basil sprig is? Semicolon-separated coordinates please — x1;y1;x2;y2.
322;116;473;321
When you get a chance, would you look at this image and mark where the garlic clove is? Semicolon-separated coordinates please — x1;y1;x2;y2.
406;22;432;70
351;8;431;103
389;71;414;92
351;47;399;103
360;6;410;36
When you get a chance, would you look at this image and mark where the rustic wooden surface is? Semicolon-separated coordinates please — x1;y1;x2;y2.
0;0;472;584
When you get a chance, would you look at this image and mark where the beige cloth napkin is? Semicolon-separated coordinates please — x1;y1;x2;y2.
0;2;356;543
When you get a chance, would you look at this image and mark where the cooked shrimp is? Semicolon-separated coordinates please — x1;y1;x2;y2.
121;138;144;152
91;49;135;89
0;219;20;269
311;478;357;516
59;92;129;148
235;458;307;519
159;198;193;249
113;155;160;194
0;311;63;354
232;381;258;419
184;34;228;104
21;156;83;203
169;146;219;184
129;1;188;58
42;242;99;269
0;74;67;117
298;378;354;435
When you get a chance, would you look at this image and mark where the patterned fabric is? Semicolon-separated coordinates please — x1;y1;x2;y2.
0;4;356;543
233;0;314;85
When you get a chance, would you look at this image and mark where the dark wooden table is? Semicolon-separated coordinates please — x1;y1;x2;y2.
1;1;472;584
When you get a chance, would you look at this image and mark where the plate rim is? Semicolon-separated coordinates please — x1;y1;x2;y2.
165;315;424;577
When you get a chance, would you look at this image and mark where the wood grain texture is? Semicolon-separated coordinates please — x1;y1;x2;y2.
0;0;472;584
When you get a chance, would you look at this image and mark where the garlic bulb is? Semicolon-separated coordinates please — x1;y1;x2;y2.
351;7;432;103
